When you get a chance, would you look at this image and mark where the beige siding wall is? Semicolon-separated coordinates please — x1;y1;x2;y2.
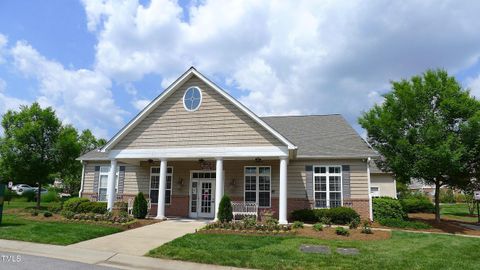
82;159;369;200
287;159;369;199
371;174;396;198
113;75;283;150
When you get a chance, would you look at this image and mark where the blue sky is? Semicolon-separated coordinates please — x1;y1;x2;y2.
0;0;480;139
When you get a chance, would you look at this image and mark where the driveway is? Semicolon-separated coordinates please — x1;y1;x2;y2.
69;218;208;256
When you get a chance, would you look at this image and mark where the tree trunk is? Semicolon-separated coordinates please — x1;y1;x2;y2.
36;182;41;209
434;181;441;223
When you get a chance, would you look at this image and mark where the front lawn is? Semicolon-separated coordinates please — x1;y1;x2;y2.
0;201;122;245
441;203;478;223
148;231;480;270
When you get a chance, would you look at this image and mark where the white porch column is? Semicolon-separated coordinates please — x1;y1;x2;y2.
214;158;224;221
156;159;168;220
279;157;288;224
107;159;117;211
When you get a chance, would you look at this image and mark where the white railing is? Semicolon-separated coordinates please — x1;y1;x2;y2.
231;201;258;221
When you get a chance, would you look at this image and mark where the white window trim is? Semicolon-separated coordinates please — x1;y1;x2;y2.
149;166;174;205
98;166;119;202
313;165;343;208
182;86;203;112
243;166;272;208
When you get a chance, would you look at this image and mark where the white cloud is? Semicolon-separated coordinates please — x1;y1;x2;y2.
10;41;126;138
132;98;150;110
0;34;7;64
80;0;480;131
0;78;30;134
467;75;480;99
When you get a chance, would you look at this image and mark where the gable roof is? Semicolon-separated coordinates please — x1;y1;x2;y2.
262;114;378;158
102;67;297;151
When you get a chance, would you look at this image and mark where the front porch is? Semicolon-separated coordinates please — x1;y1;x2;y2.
96;156;290;224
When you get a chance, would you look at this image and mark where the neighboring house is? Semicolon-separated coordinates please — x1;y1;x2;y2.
77;67;383;223
408;179;436;197
369;162;397;198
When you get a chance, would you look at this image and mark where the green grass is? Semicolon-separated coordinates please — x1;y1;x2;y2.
0;200;121;245
3;200;61;210
441;203;478;223
148;232;480;270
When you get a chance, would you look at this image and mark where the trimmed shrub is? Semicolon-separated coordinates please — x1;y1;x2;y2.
327;207;360;225
378;218;431;229
76;201;107;214
373;197;407;220
63;197;90;212
61;210;75;219
292;221;304;229
290;209;317;223
335;227;349;236
313;223;323;231
133;192;148;219
290;207;360;225
22;190;36;202
43;211;53;217
401;197;434;213
218;195;233;222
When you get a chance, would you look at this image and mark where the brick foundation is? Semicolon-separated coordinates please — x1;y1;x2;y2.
83;192;370;221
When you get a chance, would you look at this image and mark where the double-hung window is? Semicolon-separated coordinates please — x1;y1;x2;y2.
150;167;173;205
244;166;271;207
98;166;119;202
313;166;342;208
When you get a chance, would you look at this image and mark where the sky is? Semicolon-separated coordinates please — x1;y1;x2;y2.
1;0;480;140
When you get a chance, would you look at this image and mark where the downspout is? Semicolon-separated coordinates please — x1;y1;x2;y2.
79;161;85;198
367;157;373;221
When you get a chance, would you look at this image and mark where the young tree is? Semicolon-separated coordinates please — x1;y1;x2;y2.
0;103;62;208
359;69;480;222
54;125;82;195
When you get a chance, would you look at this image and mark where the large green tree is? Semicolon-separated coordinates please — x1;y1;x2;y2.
57;129;106;196
0;103;62;208
359;69;480;222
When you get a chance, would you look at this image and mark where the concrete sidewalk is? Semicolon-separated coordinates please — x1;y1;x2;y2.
0;239;248;270
69;218;208;256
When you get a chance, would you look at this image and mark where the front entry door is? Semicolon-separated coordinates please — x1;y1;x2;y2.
189;171;216;219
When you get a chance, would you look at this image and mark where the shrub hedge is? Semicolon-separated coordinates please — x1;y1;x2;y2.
62;197;107;214
400;197;435;213
63;197;90;212
290;207;360;225
373;197;407;220
378;218;432;229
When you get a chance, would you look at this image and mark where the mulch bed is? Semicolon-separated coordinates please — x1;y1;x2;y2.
6;208;160;230
405;213;480;236
199;227;391;241
297;227;391;241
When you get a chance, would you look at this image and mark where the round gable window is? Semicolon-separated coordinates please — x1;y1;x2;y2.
183;86;202;112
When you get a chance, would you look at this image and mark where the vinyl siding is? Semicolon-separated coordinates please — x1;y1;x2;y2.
82;159;369;200
113;75;283;150
371;174;396;198
287;159;369;199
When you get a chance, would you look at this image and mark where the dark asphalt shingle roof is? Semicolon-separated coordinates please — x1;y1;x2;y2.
262;114;377;158
77;149;108;161
78;114;377;160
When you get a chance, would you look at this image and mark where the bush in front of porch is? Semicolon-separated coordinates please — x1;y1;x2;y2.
290;207;360;225
218;195;233;222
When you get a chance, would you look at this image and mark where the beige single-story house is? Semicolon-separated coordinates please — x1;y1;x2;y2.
78;67;394;223
369;162;397;198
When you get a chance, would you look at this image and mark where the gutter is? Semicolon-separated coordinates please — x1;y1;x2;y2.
79;161;85;198
367;157;373;221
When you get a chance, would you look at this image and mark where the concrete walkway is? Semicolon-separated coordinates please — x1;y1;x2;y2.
69;218;208;256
